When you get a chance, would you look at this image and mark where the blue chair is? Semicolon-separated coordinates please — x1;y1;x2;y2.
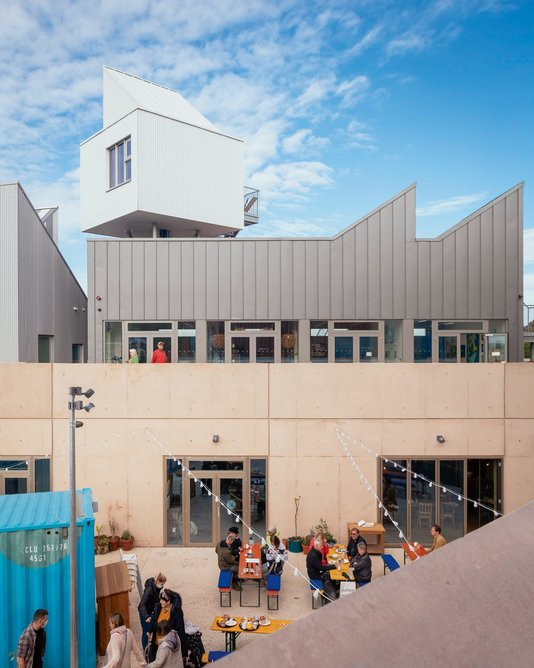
203;650;230;662
381;553;401;575
266;573;281;610
310;578;324;609
218;570;232;607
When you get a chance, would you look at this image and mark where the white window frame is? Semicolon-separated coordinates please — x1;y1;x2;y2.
108;136;131;189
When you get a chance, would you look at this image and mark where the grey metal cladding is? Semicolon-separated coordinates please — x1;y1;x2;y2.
87;183;523;361
13;184;87;362
0;184;19;361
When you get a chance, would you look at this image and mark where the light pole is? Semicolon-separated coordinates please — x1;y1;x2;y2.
68;386;95;668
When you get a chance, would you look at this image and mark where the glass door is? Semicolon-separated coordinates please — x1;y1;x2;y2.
359;336;378;362
485;334;507;363
128;336;148;363
150;336;171;363
218;475;245;539
439;335;458;362
410;460;436;544
467;459;502;532
382;460;406;544
334;336;353;362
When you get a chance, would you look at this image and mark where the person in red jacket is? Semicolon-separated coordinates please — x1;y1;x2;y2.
151;341;168;363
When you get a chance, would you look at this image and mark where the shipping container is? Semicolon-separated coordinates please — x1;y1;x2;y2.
0;488;96;667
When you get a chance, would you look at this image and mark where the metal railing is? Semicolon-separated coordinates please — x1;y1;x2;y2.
244;186;259;221
524;303;534;334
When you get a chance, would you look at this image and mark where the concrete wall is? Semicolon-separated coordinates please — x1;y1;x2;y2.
0;363;533;546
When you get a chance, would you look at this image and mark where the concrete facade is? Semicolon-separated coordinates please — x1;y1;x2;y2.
1;363;533;546
0;183;87;362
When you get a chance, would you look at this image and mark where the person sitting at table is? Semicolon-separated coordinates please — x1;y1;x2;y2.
266;526;281;545
306;536;337;603
309;531;329;565
227;526;242;557
428;524;447;552
147;588;188;665
350;542;372;586
215;534;241;590
264;535;288;576
347;527;367;559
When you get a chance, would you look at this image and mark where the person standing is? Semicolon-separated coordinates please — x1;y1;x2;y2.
102;612;146;668
151;341;168;363
17;609;48;668
139;573;167;650
428;524;447;551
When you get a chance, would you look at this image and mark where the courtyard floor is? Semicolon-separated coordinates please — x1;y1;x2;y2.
95;545;406;664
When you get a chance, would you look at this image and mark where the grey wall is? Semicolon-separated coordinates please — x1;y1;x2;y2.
0;184;88;363
0;185;19;362
88;184;523;362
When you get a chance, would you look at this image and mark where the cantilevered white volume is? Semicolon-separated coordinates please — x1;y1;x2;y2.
80;66;245;238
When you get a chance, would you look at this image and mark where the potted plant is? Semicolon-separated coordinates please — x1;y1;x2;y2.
314;518;336;546
301;533;314;555
94;526;110;555
288;496;303;553
108;505;120;551
94;525;109;554
121;530;134;551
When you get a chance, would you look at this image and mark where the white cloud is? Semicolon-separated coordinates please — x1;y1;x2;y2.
416;193;487;217
336;75;370;107
249;161;334;204
350;26;382;55
282;129;330;156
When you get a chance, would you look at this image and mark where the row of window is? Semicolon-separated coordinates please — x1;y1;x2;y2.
108;136;131;189
103;319;508;364
0;458;51;495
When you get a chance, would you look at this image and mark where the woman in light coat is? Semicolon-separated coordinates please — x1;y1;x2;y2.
147;620;184;668
102;612;146;668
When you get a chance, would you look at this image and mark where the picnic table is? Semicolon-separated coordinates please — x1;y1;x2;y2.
238;542;262;606
326;544;354;581
211;615;293;652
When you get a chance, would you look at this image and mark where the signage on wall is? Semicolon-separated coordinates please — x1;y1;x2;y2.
0;527;80;568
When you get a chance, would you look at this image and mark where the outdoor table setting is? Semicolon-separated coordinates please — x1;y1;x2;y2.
238;541;262;606
326;543;354;581
211;614;293;652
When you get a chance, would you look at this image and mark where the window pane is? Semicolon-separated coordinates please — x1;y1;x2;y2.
117;142;125;184
207;321;225;363
189;461;244;471
384;320;403;362
281;321;298;363
256;337;274;363
5;478;28;494
38;336;51;363
334;322;378;331
191;477;213;543
178;321;196;362
439;460;463;542
251;459;266;539
382;460;406;544
335;336;353;362
219;478;243;539
359;336;378;362
0;460;28;470
410;460;436;544
439;336;457;362
231;337;249;363
466;459;502;532
126;138;131;157
125;158;131;181
414;320;432;362
109;147;116;188
35;458;51;492
438;321;483;331
128;337;147;363
128;323;172;331
231;322;274;332
311;321;328;363
167;459;183;545
104;322;123;363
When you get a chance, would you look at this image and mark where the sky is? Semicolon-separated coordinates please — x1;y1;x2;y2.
0;0;533;301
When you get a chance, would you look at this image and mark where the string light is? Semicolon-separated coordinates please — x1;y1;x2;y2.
145;427;337;603
336;427;503;518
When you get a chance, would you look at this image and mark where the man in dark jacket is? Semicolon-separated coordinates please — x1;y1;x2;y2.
138;573;166;649
227;526;242;557
347;527;367;559
215;534;241;590
306;537;337;602
350;542;372;585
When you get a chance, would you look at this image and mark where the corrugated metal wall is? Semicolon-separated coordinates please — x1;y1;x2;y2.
0;184;19;361
15;185;88;362
88;184;523;361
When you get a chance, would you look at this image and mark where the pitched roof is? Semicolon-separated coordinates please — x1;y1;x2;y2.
103;66;219;133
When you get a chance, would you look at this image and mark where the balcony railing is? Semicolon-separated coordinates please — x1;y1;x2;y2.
244;186;259;225
524;303;534;337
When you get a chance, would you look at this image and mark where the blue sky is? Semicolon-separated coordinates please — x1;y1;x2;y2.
0;0;533;300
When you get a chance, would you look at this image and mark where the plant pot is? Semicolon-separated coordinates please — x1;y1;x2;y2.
121;538;134;551
288;538;303;553
109;536;120;551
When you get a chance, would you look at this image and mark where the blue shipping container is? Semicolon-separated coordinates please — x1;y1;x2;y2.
0;489;96;667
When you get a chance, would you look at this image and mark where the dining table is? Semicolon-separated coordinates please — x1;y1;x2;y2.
238;542;262;606
210;615;293;652
326;544;354;581
401;541;428;562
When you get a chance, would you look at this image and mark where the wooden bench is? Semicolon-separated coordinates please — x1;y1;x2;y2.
310;579;324;609
218;570;232;607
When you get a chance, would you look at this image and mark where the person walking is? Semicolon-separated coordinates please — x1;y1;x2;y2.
147;620;183;667
17;609;48;668
102;612;146;668
139;573;167;649
151;341;168;363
